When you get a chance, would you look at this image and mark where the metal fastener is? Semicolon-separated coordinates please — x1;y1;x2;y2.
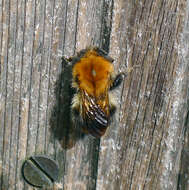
22;155;59;188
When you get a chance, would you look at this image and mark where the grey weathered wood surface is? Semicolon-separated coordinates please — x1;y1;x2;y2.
0;0;189;190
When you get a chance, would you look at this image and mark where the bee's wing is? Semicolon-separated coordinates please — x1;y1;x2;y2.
81;91;109;138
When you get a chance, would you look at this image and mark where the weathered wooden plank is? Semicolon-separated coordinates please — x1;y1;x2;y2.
97;0;188;190
177;1;189;189
59;1;114;189
0;0;188;190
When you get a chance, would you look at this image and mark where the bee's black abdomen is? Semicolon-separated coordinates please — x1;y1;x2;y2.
85;118;108;138
83;105;109;138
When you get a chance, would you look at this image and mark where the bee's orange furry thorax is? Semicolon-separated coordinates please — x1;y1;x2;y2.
72;50;114;96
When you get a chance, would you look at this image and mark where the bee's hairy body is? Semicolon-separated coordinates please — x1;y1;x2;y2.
69;47;123;138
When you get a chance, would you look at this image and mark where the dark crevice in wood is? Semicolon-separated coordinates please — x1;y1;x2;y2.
90;0;114;189
87;139;100;190
100;0;114;52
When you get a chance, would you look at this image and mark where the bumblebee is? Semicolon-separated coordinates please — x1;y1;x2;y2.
68;47;123;138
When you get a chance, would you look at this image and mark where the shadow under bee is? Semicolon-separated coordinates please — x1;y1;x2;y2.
50;58;86;149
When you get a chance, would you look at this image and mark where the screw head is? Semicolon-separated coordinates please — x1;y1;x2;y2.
22;155;59;188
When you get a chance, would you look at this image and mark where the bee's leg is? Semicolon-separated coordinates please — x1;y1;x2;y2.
109;99;116;125
61;57;71;69
110;73;124;91
71;102;83;126
109;93;117;117
61;56;72;63
61;56;77;79
110;64;141;91
110;104;116;116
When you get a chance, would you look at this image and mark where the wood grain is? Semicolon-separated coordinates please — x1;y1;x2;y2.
0;0;188;190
